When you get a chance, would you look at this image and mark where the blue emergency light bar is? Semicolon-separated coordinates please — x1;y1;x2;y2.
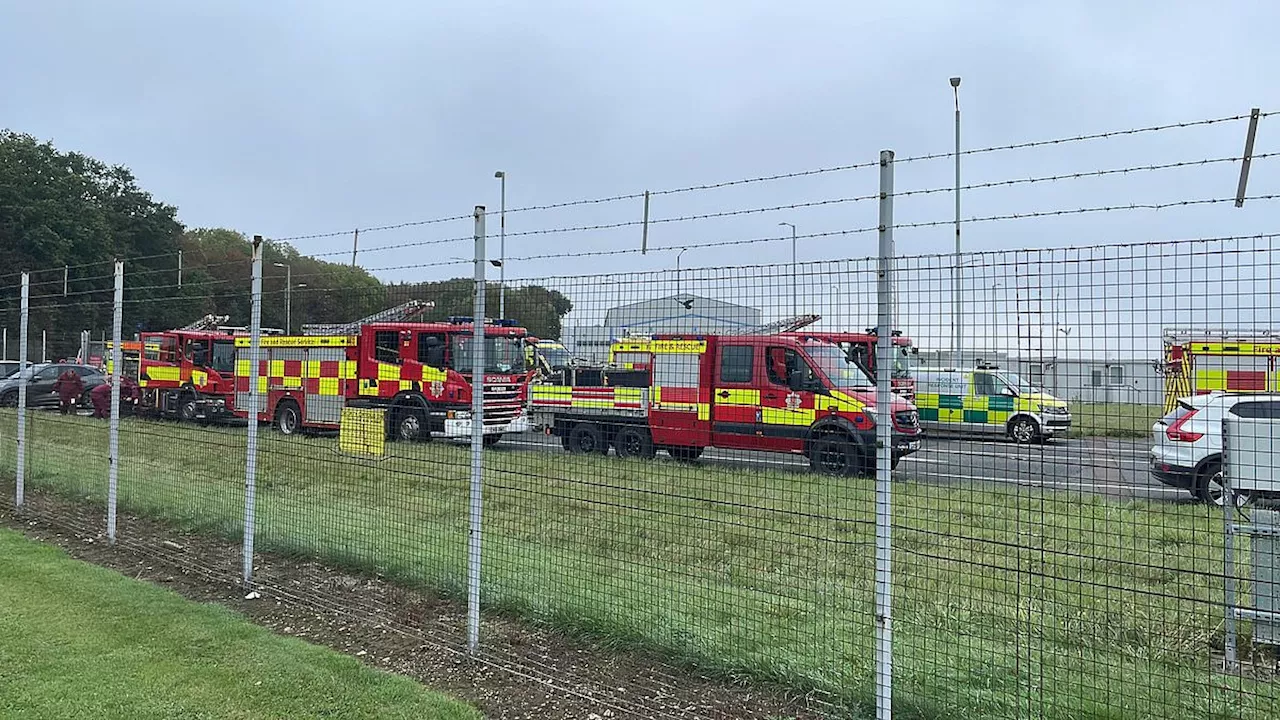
446;316;519;327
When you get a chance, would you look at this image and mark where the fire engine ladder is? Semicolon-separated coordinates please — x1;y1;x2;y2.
180;314;231;332
299;300;436;336
740;314;822;335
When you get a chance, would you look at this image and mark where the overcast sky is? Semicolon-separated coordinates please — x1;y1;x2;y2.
2;0;1277;294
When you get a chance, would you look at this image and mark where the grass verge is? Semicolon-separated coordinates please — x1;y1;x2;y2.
1070;403;1162;438
0;525;478;720
1;409;1275;720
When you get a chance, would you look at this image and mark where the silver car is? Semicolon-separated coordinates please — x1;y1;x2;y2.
1150;391;1280;505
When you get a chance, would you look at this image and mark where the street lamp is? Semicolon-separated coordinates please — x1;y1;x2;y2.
950;76;963;369
494;171;506;319
273;262;292;334
778;222;797;316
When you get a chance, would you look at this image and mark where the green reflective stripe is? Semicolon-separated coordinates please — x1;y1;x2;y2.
919;408;939;421
988;395;1015;412
963;409;989;424
938;395;964;410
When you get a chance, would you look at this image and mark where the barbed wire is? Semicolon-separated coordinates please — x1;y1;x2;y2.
267;110;1271;244
899;194;1280;232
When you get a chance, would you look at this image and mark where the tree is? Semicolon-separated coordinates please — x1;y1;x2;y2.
386;279;573;339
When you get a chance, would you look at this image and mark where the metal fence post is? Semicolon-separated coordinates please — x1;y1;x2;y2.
874;149;896;720
243;236;264;586
107;261;123;541
468;205;487;654
15;273;29;508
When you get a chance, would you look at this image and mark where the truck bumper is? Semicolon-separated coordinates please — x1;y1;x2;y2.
442;414;531;438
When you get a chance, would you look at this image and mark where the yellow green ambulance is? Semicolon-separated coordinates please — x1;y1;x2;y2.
913;365;1072;442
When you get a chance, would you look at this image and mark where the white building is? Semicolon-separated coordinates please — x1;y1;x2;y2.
567;293;763;361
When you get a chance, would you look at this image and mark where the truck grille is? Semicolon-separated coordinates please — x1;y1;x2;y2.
893;410;920;432
482;383;522;426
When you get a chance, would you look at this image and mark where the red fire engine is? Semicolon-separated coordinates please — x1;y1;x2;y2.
136;314;248;420
530;330;921;475
784;329;917;401
1162;329;1280;411
231;314;533;444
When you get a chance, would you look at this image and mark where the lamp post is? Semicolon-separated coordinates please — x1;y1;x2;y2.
273;262;291;334
494;171;506;319
950;76;962;368
778;222;797;316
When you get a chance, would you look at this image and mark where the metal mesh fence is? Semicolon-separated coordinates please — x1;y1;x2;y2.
3;109;1280;719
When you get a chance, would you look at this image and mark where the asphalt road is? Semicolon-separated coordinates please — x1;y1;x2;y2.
501;431;1185;502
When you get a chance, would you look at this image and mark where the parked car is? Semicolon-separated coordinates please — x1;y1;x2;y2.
0;363;106;410
1149;391;1280;505
0;361;21;379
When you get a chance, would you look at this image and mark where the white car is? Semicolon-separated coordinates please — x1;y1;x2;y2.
1150;392;1280;505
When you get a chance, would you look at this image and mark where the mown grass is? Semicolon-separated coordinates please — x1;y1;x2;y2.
1;409;1275;720
0;525;478;720
1071;403;1163;438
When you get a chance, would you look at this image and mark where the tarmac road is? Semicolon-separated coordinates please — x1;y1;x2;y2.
502;431;1187;502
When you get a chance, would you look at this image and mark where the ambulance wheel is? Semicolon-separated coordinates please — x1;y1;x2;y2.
274;400;300;436
809;433;858;476
566;423;604;454
614;426;655;459
177;392;198;423
483;434;502;448
1008;416;1040;444
394;408;428;442
666;446;703;462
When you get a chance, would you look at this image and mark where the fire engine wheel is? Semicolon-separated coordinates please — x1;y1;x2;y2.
665;446;703;462
275;401;301;436
394;408;428;442
177;394;199;423
809;434;860;476
614;426;655;459
566;423;605;454
1008;416;1040;444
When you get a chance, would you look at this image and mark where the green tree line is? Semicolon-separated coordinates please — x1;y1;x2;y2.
0;131;572;361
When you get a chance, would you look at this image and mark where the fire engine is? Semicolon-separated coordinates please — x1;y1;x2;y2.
784;328;918;401
529;320;922;475
136;314;253;420
231;309;533;444
1162;329;1280;411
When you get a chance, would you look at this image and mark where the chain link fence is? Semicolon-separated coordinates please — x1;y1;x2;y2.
3;109;1279;719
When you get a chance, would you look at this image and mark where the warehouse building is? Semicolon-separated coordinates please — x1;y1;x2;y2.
568;293;762;361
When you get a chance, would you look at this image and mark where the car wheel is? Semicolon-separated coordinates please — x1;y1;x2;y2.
614;426;655;459
483;433;502;448
809;433;858;476
0;390;17;407
1196;460;1252;507
566;423;604;454
1008;416;1040;444
178;394;199;422
395;408;427;442
275;400;301;436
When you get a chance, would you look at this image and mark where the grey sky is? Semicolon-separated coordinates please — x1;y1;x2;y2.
2;0;1277;289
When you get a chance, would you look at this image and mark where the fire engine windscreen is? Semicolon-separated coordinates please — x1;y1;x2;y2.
452;335;524;374
805;343;875;390
539;343;572;368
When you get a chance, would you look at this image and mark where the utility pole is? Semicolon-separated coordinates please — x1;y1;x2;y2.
494;171;507;319
779;222;797;316
951;76;963;368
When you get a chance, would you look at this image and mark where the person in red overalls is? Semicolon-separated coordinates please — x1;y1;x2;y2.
52;368;84;416
119;375;139;415
90;379;113;419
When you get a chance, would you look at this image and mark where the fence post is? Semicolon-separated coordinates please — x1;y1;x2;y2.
15;273;29;508
468;205;487;654
107;261;123;541
874;149;896;720
243;236;264;586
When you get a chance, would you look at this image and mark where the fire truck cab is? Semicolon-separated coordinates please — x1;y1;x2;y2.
233;317;532;444
138;328;240;421
784;329;918;401
531;333;921;475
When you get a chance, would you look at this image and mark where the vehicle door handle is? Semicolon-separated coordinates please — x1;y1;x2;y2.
717;390;730;398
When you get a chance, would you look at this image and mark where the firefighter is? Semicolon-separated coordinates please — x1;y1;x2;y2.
52;368;84;415
90;378;113;419
120;374;139;415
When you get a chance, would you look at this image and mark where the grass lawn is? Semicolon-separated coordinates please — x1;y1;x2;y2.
2;410;1276;720
1071;403;1163;438
0;525;478;720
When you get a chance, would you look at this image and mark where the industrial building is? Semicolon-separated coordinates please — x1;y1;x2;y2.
567;294;763;361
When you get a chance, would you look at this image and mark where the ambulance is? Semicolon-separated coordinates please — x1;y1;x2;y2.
913;365;1072;443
